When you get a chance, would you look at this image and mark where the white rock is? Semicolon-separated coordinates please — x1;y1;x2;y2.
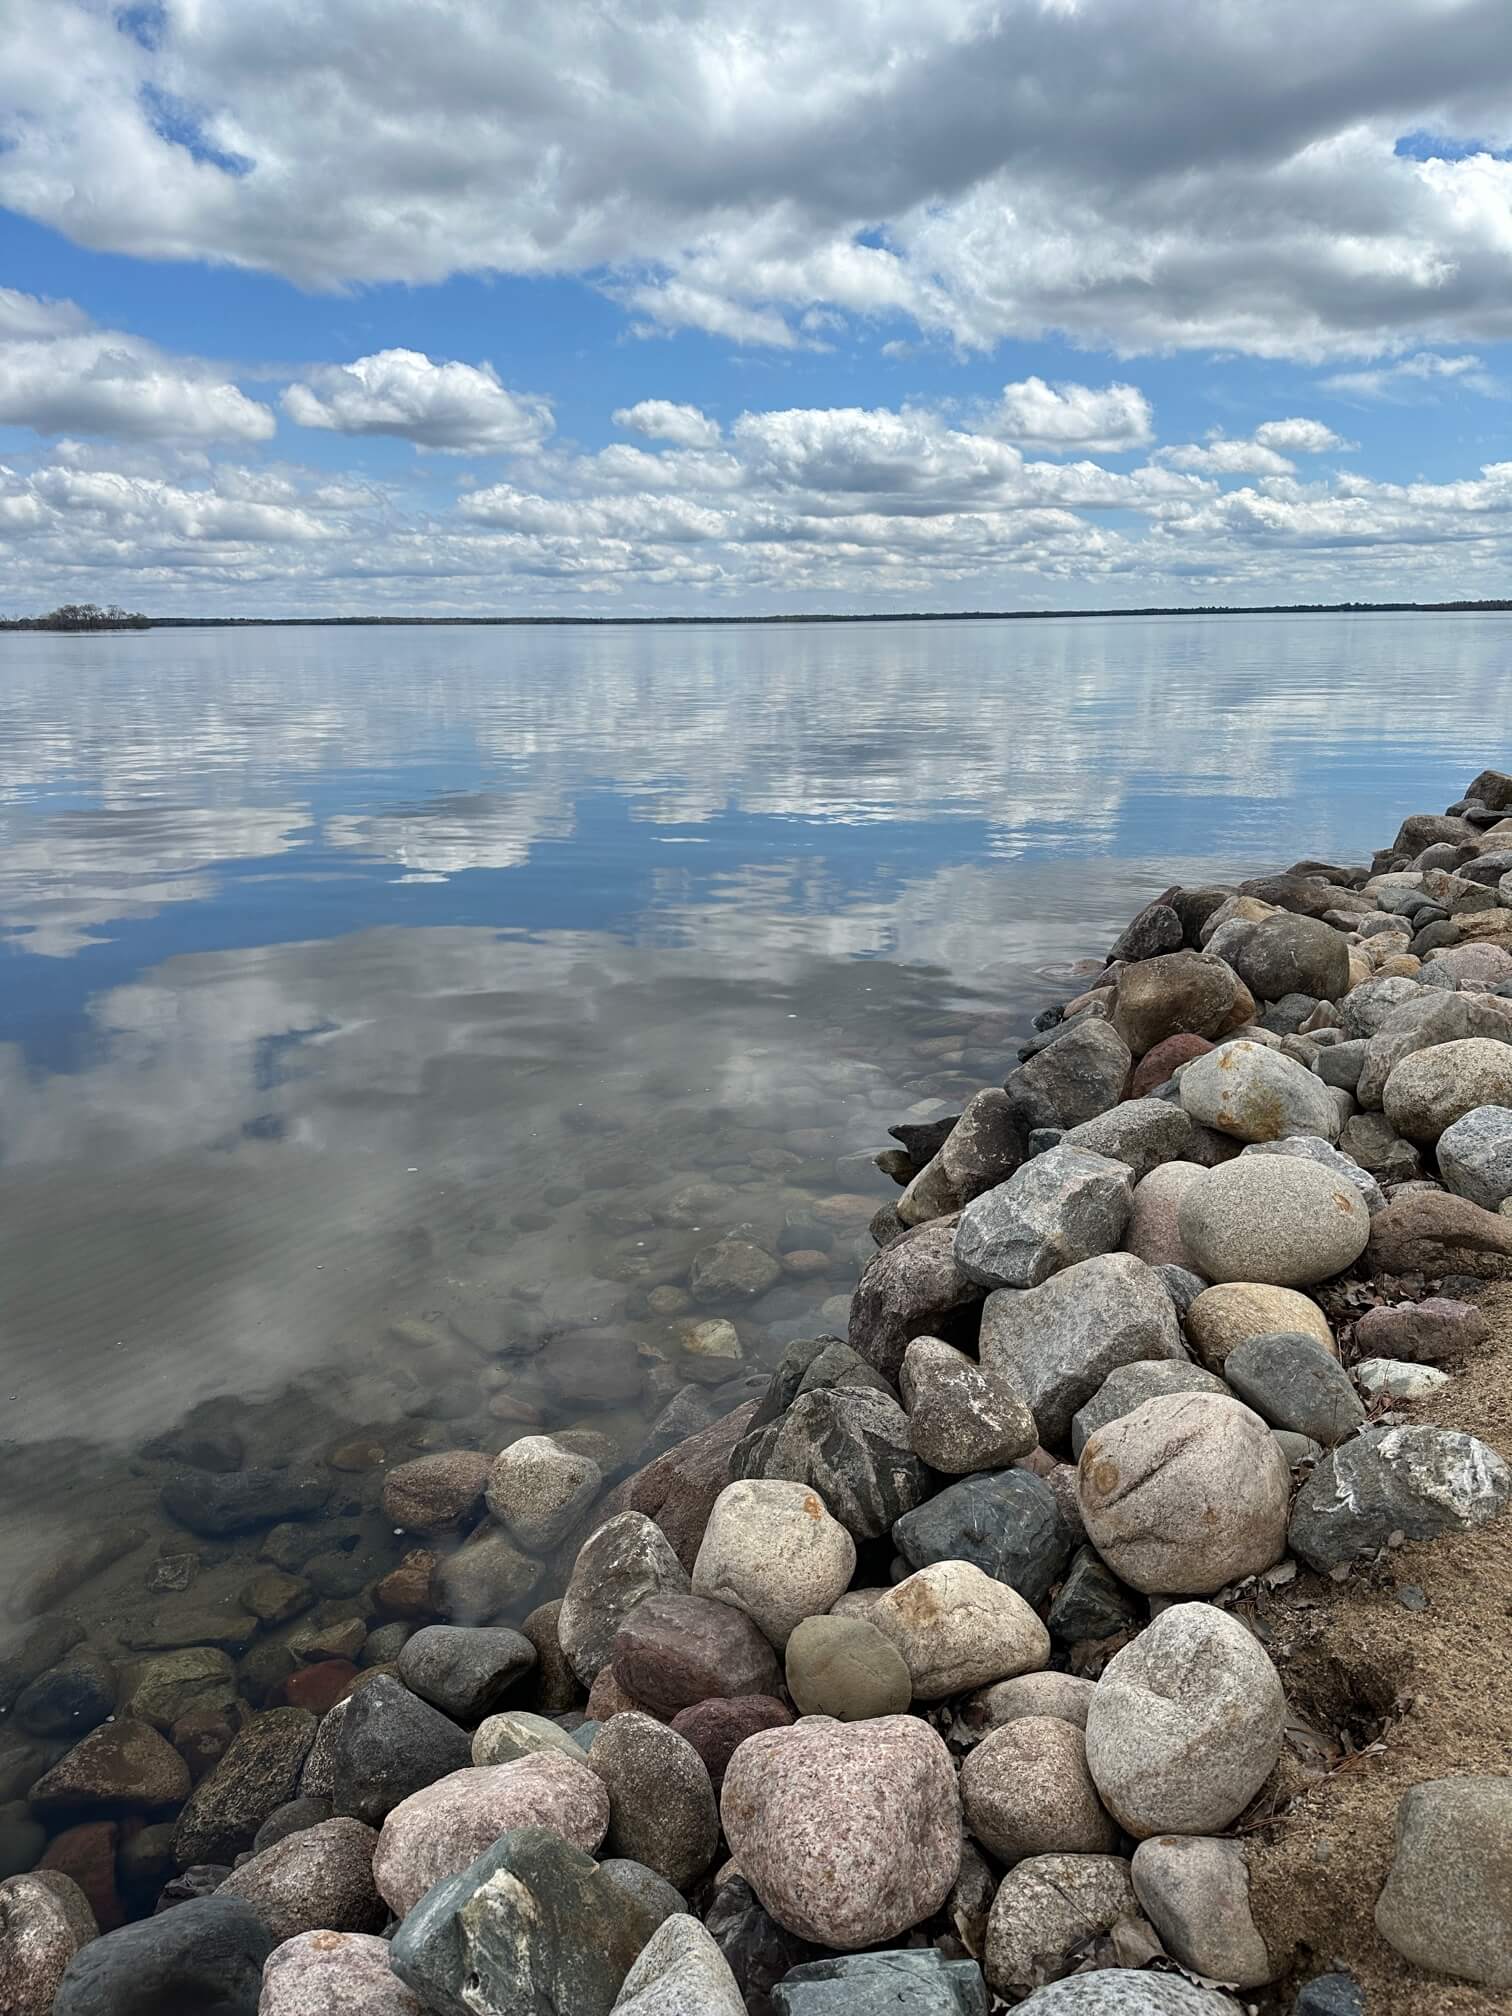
871;1560;1050;1700
692;1479;856;1650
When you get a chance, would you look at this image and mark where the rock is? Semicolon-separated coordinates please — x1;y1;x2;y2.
258;1930;425;2016
669;1697;793;1793
0;1871;97;2016
1337;975;1426;1039
374;1750;609;1915
485;1436;602;1551
1338;1111;1423;1183
1354;1357;1451;1401
784;1616;911;1722
1224;1333;1366;1445
1438;1104;1512;1211
1239;1134;1386;1214
1185;1280;1333;1368
691;1236;782;1303
521;1597;583;1712
381;1451;490;1536
1070;1359;1230;1458
611;1593;782;1716
389;1825;684;2016
692;1480;856;1649
238;1568;313;1625
1059;1100;1194;1182
706;1876;822;2016
1046;1545;1143;1643
613;1915;745;2015
588;1713;719;1889
1084;1603;1285;1836
960;1715;1117;1862
955;1147;1133;1291
471;1708;586;1767
327;1673;471;1824
1215;912;1351;1003
395;1624;535;1721
983;1852;1137;1999
899;1336;1037;1473
1079;1394;1289;1594
1384;1037;1512;1143
1316;1038;1369;1089
560;1513;692;1687
429;1522;541;1623
1178;1156;1369;1286
1424;942;1512;988
720;1714;960;1950
1018;1974;1244;2011
1122;1161;1207;1270
1131;1834;1271;1987
956;1672;1096;1742
1352;1297;1489;1364
215;1816;382;1942
173;1708;315;1868
29;1720;189;1818
847;1219;984;1382
1289;1425;1511;1569
898;1089;1030;1224
871;1561;1050;1699
251;1795;331;1852
539;1332;645;1412
0;1615;85;1714
1374;1775;1512;1987
1111;950;1253;1057
1179;1040;1342;1145
160;1468;327;1537
616;1401;762;1572
771;1950;989;2016
892;1468;1073;1606
978;1251;1183;1447
52;1896;272;2016
1008;1019;1132;1129
1356;991;1512;1110
1110;899;1185;964
13;1647;116;1739
730;1385;926;1542
1367;1189;1512;1277
1275;1430;1323;1466
1131;1033;1215;1098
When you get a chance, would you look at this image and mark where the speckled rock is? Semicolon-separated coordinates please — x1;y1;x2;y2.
1383;1037;1512;1144
1289;1425;1511;1569
720;1714;961;1949
1178;1040;1341;1144
871;1561;1050;1699
327;1673;471;1824
1213;911;1351;1004
258;1930;425;2015
1059;1099;1196;1181
485;1436;603;1551
847;1219;984;1382
1437;1104;1512;1212
1070;1359;1231;1459
1223;1332;1366;1445
380;1451;490;1536
1178;1156;1370;1286
669;1696;793;1793
1111;949;1253;1057
51;1897;272;2016
1352;1297;1489;1365
1239;1134;1386;1214
471;1708;585;1767
589;1713;719;1890
559;1512;692;1686
173;1708;316;1868
731;1383;927;1542
0;1871;97;2016
892;1467;1073;1606
960;1715;1117;1862
784;1616;912;1722
899;1336;1037;1474
692;1479;856;1649
396;1624;535;1721
983;1852;1137;1999
1185;1281;1334;1369
1016;1975;1243;2011
954;1671;1096;1744
1084;1603;1285;1837
1122;1161;1208;1271
1374;1775;1512;1988
1367;1188;1512;1277
1131;1834;1272;1989
612;1914;746;2015
1008;1019;1132;1129
770;1949;989;2016
215;1816;383;1943
29;1719;189;1819
955;1147;1133;1291
611;1593;782;1717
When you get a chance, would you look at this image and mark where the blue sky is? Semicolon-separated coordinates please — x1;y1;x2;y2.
2;0;1511;616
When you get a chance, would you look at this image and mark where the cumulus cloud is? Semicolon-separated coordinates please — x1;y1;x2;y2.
282;349;552;453
985;379;1154;454
1253;418;1355;455
4;3;1512;359
613;400;722;449
1322;352;1503;400
0;287;274;443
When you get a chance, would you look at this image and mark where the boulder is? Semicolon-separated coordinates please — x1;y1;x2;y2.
847;1220;983;1382
258;1931;424;2016
1122;1161;1207;1271
955;1148;1133;1291
899;1336;1037;1474
892;1468;1073;1606
1384;1038;1512;1143
1289;1425;1511;1570
1111;951;1253;1057
51;1897;272;2016
214;1815;383;1943
898;1089;1030;1225
983;1852;1137;1999
1223;1333;1366;1445
1007;1019;1132;1128
1185;1281;1333;1369
871;1561;1050;1699
1009;1976;1242;2012
1374;1776;1512;1988
1437;1104;1512;1212
1059;1100;1195;1182
484;1436;602;1551
395;1624;535;1722
1078;1394;1290;1594
1178;1041;1341;1144
1177;1157;1370;1286
613;1915;745;2015
327;1673;471;1825
720;1715;961;1949
1239;1134;1385;1214
1131;1033;1215;1098
692;1479;855;1650
1084;1603;1285;1836
559;1513;692;1687
977;1251;1183;1448
589;1713;719;1890
730;1386;926;1542
784;1616;912;1722
428;1523;540;1623
1367;1190;1512;1278
620;1402;763;1571
960;1715;1117;1862
669;1697;793;1793
1131;1835;1271;1989
1046;1545;1144;1644
1214;912;1351;1003
1110;900;1185;963
1356;992;1512;1110
1070;1359;1230;1459
770;1950;988;2016
611;1592;782;1717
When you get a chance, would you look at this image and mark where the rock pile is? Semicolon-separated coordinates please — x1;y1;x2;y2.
9;769;1512;2012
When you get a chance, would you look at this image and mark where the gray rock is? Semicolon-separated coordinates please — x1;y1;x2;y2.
250;1795;331;1853
1213;912;1351;1003
1071;1359;1230;1459
396;1625;536;1722
892;1467;1073;1606
1316;1038;1369;1090
1154;1264;1207;1317
559;1513;692;1687
955;1147;1133;1290
1352;1357;1450;1401
173;1708;316;1868
1177;1156;1370;1286
1356;991;1512;1111
1179;1040;1341;1144
979;1251;1184;1448
705;1876;822;2016
215;1815;384;1944
161;1468;327;1537
52;1897;272;2016
984;1852;1136;1999
485;1436;602;1551
900;1335;1038;1474
1239;1133;1386;1213
898;1090;1030;1225
472;1709;586;1767
1437;1103;1512;1212
1385;1037;1512;1143
1060;1099;1195;1181
13;1646;116;1739
429;1523;541;1624
1289;1425;1511;1569
690;1236;781;1303
1131;1834;1272;1988
771;1950;988;2015
1338;1111;1423;1183
1292;1974;1366;2016
1275;1429;1324;1467
257;1931;424;2016
784;1615;911;1722
1110;900;1185;964
328;1673;472;1825
1224;1332;1366;1445
1046;1545;1142;1643
0;1871;96;2016
1007;1019;1132;1129
613;1915;745;2015
1374;1775;1512;1988
0;1616;84;1715
847;1219;984;1382
731;1384;926;1541
589;1713;719;1890
1337;976;1426;1039
1017;1976;1243;2012
954;1671;1096;1743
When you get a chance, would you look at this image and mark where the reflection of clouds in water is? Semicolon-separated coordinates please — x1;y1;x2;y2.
324;789;575;875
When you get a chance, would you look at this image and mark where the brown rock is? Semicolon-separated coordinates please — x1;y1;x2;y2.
380;1451;490;1536
1368;1191;1512;1279
520;1599;581;1712
1352;1298;1491;1365
611;1593;782;1718
669;1697;794;1792
172;1708;316;1868
1185;1281;1334;1369
1111;951;1254;1058
959;1716;1118;1862
373;1548;439;1621
847;1218;983;1381
29;1720;189;1818
587;1665;656;1721
615;1402;761;1572
38;1823;123;1932
281;1661;360;1714
1131;1033;1215;1096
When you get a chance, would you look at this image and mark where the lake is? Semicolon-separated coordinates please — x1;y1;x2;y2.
1;611;1509;1652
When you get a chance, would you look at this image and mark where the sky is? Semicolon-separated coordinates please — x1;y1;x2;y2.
1;0;1511;617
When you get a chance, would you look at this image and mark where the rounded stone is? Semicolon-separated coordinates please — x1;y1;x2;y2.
1177;1157;1370;1287
1132;1834;1272;1989
784;1615;912;1721
215;1816;383;1944
259;1930;425;2015
559;1512;692;1687
1070;1359;1232;1460
1084;1604;1285;1837
588;1712;719;1890
380;1451;490;1536
899;1335;1037;1474
1178;1040;1341;1144
1223;1332;1365;1445
1185;1281;1334;1369
692;1479;856;1650
1111;949;1253;1057
719;1714;961;1950
484;1436;602;1552
1383;1038;1512;1145
1437;1104;1512;1212
668;1696;793;1792
1016;1974;1245;2012
870;1560;1050;1700
0;1872;97;2016
1374;1775;1512;1988
611;1592;783;1717
471;1709;590;1767
1122;1161;1208;1271
984;1852;1137;1999
51;1897;273;2016
960;1715;1117;1862
955;1671;1097;1744
395;1624;536;1722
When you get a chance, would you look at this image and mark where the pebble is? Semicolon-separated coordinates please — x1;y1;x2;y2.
1131;1833;1273;1987
611;1591;782;1716
394;1623;535;1721
613;1914;746;2015
216;1815;383;1942
1185;1280;1334;1367
258;1930;425;2015
1178;1156;1370;1286
983;1851;1137;1999
52;1896;272;2016
1374;1774;1512;1986
1290;1424;1511;1568
589;1712;719;1889
1178;1039;1341;1144
899;1335;1037;1473
692;1479;856;1648
955;1145;1133;1290
1223;1332;1366;1444
484;1435;602;1550
784;1615;912;1721
559;1511;692;1686
871;1560;1050;1699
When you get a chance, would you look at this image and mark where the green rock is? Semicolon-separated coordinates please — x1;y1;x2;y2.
120;1649;237;1731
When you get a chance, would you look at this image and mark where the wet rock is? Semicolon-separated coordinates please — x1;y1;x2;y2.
0;1615;85;1714
1046;1545;1143;1643
771;1950;989;2016
893;1467;1073;1606
13;1646;116;1739
871;1560;1049;1699
1111;949;1253;1057
692;1479;855;1649
784;1615;911;1722
429;1522;540;1623
1352;1296;1489;1364
1178;1039;1341;1144
961;1714;1117;1862
670;1696;793;1792
485;1436;602;1551
978;1250;1183;1448
52;1895;272;2016
589;1712;719;1889
215;1814;382;1942
899;1335;1037;1474
395;1624;535;1722
0;1870;97;2016
126;1606;258;1657
1007;1019;1132;1129
238;1568;313;1625
328;1673;471;1824
1178;1156;1370;1286
731;1384;926;1542
1084;1603;1285;1836
521;1596;581;1711
613;1914;745;2015
29;1719;189;1819
847;1218;983;1381
374;1750;609;1915
955;1146;1133;1291
539;1331;645;1411
1438;1104;1512;1212
1122;1160;1207;1270
983;1851;1136;1999
161;1468;327;1537
720;1714;961;1949
611;1592;782;1716
1240;1133;1386;1214
559;1512;693;1686
172;1707;315;1868
1289;1424;1511;1569
1224;1332;1366;1445
1367;1188;1512;1277
1185;1280;1333;1368
258;1930;424;2015
1070;1359;1230;1458
1132;1834;1272;1988
380;1451;491;1536
691;1236;782;1302
119;1648;237;1731
1374;1775;1512;1987
1079;1394;1289;1594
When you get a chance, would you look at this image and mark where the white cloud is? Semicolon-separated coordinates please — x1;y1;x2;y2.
282;349;552;453
1157;437;1298;477
4;3;1512;359
613;400;722;449
1321;351;1502;400
986;378;1153;454
1253;418;1355;455
0;287;274;443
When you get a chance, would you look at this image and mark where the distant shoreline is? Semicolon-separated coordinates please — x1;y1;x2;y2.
3;598;1512;633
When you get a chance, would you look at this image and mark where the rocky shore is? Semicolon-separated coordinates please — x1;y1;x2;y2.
6;770;1512;2014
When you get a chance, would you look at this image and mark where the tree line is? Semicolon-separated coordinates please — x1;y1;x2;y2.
0;604;151;632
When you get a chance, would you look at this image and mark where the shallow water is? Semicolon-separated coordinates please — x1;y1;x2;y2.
1;611;1509;1653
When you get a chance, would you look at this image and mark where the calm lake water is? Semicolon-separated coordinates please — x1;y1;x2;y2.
1;611;1509;1655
